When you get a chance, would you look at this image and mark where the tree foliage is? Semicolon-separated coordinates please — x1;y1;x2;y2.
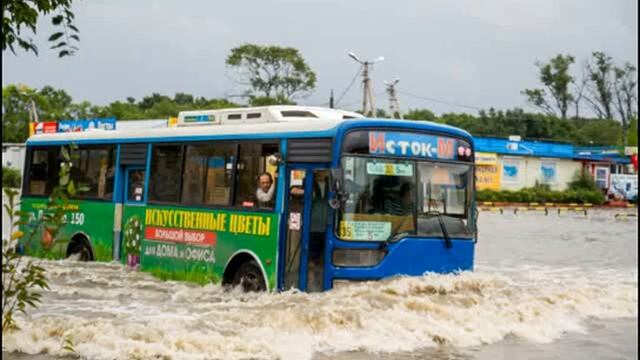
2;84;241;142
406;106;626;145
584;51;616;120
248;95;295;106
580;52;638;145
522;54;575;119
2;167;21;188
627;118;638;146
404;108;437;122
2;84;73;142
612;62;638;143
2;0;79;57
226;44;317;102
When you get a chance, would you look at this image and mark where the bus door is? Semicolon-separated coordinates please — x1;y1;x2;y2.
120;166;146;267
281;165;330;292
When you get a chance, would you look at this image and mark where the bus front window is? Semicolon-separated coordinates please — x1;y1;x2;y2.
337;156;473;241
338;156;416;241
417;162;473;238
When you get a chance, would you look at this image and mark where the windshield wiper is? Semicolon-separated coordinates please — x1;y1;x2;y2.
424;210;452;249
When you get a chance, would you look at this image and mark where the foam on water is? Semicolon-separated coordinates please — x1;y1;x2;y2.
2;258;637;360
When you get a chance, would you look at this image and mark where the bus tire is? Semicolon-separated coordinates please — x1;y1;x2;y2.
66;235;94;262
232;260;266;292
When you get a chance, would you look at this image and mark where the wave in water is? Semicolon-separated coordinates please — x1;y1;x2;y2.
2;260;637;360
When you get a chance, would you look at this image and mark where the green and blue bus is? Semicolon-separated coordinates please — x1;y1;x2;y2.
19;106;477;292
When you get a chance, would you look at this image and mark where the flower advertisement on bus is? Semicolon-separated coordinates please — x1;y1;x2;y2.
122;205;279;288
19;198;115;261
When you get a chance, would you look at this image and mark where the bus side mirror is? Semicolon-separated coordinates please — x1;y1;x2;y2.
472;206;479;242
329;168;343;193
267;154;282;166
328;168;345;210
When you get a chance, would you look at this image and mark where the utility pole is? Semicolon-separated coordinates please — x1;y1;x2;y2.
385;79;402;119
349;52;384;117
29;100;39;123
329;89;334;108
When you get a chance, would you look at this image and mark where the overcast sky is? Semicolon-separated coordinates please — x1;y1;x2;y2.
2;0;637;115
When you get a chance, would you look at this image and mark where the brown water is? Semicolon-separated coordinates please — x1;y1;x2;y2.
3;209;637;360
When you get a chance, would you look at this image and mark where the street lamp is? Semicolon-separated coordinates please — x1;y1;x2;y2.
348;52;384;116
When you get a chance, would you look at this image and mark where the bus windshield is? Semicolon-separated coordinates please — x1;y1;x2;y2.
337;156;473;241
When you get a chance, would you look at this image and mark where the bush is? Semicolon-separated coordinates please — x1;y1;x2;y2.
2;166;21;188
474;185;604;204
568;170;598;191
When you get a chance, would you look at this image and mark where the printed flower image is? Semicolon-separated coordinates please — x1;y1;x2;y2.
41;227;54;250
124;215;142;267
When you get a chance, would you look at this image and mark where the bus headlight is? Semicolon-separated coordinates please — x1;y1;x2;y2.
332;248;386;267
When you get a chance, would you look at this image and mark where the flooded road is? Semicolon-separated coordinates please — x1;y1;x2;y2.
3;209;637;360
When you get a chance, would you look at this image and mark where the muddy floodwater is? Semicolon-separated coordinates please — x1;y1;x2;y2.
3;209;638;360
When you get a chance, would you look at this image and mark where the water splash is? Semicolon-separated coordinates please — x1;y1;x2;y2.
2;259;636;360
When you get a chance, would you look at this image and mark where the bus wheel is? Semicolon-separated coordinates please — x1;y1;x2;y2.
233;260;266;292
66;236;94;262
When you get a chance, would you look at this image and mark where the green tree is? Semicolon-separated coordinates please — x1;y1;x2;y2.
2;84;82;142
522;54;575;119
226;44;317;102
104;101;145;120
612;63;637;144
2;84;41;142
248;95;295;106
37;85;73;119
2;167;21;188
627;118;638;146
375;108;388;118
575;118;623;146
138;93;172;110
2;0;79;57
173;93;194;105
404;108;437;122
584;51;615;120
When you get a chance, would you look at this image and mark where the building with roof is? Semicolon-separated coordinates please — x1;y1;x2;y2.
2;142;26;175
474;136;581;191
474;136;637;199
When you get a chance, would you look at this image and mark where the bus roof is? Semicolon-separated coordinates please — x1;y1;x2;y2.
26;106;473;146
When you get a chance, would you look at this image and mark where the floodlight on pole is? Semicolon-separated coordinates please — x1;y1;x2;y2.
348;52;362;63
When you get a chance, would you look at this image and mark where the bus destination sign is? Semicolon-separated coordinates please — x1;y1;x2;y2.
368;131;470;160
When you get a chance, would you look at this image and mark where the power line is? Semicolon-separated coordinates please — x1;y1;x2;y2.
397;90;482;111
339;91;386;109
335;65;363;107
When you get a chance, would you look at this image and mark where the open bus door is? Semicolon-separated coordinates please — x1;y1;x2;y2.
280;165;330;292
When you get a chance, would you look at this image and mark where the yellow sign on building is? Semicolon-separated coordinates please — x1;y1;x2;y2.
475;152;501;190
475;152;498;165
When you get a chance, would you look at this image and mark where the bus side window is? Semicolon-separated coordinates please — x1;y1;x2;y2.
181;143;234;206
235;142;279;208
26;148;61;196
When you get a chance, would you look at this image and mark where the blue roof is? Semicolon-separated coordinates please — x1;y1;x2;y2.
474;137;631;164
574;146;630;164
474;137;575;159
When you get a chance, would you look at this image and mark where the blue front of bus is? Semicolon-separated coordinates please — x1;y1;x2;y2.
324;124;476;290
